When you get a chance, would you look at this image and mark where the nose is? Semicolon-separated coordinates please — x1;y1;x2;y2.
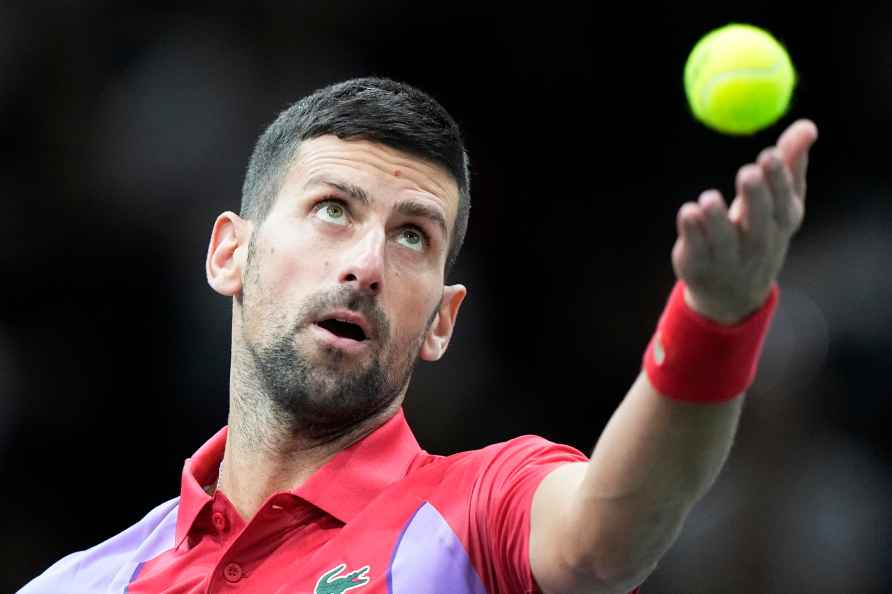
339;226;385;295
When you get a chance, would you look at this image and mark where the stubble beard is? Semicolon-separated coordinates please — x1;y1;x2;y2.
238;243;427;444
247;305;419;444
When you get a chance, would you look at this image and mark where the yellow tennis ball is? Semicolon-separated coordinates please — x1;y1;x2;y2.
684;23;797;135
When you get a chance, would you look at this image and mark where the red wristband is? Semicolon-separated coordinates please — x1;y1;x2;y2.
643;281;779;403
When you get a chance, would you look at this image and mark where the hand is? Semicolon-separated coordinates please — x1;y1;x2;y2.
671;119;819;325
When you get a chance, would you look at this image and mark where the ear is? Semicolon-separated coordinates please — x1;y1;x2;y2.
420;284;467;362
206;211;252;297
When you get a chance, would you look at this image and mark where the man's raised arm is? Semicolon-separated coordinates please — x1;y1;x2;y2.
529;120;819;594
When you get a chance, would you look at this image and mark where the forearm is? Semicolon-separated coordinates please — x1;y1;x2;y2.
589;370;744;501
572;372;745;584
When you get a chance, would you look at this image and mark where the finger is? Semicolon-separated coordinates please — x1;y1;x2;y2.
677;202;709;258
735;164;772;242
674;202;710;282
697;190;737;261
777;119;818;199
728;195;743;225
757;147;800;231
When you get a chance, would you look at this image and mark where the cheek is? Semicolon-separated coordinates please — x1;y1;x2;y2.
390;280;440;341
261;253;298;298
244;260;305;333
259;230;330;297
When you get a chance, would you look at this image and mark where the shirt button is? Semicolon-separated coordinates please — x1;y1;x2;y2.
263;504;285;518
263;495;292;518
212;512;227;531
223;562;243;583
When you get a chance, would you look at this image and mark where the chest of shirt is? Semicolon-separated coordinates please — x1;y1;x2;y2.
128;482;486;593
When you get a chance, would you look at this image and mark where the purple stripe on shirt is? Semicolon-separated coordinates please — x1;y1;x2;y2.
389;502;488;594
17;497;180;594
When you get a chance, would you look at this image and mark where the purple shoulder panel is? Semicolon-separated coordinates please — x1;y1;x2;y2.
17;497;180;594
389;502;488;594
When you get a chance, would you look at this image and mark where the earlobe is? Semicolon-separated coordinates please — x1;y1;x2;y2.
206;212;250;297
420;284;467;362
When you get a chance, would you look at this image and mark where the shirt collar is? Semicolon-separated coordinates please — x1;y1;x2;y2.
175;409;422;546
295;408;423;523
175;425;228;547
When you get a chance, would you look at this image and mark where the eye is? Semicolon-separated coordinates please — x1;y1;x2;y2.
397;227;426;252
314;200;349;226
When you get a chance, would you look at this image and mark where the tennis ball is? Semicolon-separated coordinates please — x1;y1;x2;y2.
684;23;797;135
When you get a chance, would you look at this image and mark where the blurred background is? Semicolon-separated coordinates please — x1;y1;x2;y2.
3;2;891;592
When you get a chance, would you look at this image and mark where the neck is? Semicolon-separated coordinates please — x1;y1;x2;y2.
216;361;400;522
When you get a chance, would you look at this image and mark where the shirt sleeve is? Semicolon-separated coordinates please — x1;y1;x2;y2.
467;435;589;594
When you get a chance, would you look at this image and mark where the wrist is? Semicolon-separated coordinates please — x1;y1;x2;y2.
642;280;779;403
683;285;774;326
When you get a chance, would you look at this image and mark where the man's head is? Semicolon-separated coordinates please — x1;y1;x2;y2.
206;78;469;442
240;77;471;279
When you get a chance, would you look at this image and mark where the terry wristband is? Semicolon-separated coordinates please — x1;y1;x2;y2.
642;280;779;403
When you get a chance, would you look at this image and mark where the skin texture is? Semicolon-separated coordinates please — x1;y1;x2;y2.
529;119;819;594
205;136;466;522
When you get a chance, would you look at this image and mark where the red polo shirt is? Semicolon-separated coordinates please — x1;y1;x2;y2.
20;409;642;594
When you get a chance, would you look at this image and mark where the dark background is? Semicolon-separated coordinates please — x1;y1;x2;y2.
4;3;891;592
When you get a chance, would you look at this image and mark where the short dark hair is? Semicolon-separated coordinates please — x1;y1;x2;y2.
240;77;471;278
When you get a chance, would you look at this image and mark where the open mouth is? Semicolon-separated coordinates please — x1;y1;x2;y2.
315;318;368;342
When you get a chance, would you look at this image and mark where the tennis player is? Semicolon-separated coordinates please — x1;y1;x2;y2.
20;77;817;594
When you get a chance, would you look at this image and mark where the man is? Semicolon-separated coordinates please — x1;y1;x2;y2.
20;78;817;593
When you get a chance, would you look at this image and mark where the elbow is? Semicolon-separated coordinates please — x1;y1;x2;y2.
592;559;656;594
553;558;652;594
586;553;657;593
555;537;657;594
562;504;686;592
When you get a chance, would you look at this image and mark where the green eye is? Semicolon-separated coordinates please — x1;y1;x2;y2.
317;201;348;225
397;229;425;252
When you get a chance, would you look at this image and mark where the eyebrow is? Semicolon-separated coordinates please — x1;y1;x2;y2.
396;200;448;242
304;174;371;206
304;174;448;241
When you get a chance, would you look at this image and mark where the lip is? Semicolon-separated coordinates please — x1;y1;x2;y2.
314;309;374;340
310;324;370;354
310;321;371;355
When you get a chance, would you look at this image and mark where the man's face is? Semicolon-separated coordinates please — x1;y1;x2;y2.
226;136;465;440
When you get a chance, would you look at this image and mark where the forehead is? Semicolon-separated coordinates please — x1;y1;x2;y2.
283;135;460;226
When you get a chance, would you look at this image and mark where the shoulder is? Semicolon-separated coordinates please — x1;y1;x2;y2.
17;497;180;594
404;435;588;512
480;434;589;461
430;437;587;594
454;434;588;480
425;434;588;466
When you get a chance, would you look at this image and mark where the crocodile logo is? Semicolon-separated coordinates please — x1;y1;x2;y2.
314;563;371;594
